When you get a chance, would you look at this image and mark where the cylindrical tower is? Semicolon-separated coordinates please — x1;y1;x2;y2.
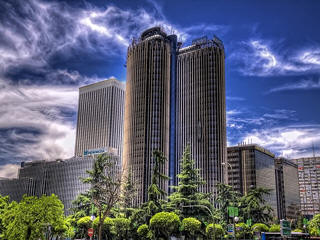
176;37;226;199
123;27;174;205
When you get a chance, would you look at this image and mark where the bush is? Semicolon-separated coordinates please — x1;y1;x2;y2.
77;216;92;228
112;217;131;240
308;214;320;236
206;223;224;239
252;223;269;233
137;224;152;239
181;217;202;237
93;217;114;237
149;212;181;238
236;222;252;239
269;224;280;232
293;228;303;233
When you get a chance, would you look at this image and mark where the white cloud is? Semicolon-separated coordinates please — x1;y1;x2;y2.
241;124;320;159
0;164;20;179
232;39;320;76
269;78;320;93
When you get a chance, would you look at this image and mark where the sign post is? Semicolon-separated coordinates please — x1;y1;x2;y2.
280;220;291;237
88;228;94;240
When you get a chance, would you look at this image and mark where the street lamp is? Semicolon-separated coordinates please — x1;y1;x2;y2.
222;162;234;188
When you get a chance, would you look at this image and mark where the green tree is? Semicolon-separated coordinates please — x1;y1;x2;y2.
112;217;131;240
2;194;66;240
77;216;92;238
82;153;122;240
93;217;114;239
308;214;320;236
167;145;212;222
206;224;224;239
215;183;241;223
240;187;273;224
137;224;152;240
120;167;136;218
149;212;181;239
181;217;202;239
0;195;10;236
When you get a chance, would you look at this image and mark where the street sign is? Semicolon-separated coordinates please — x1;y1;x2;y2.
280;220;291;237
227;224;234;235
88;228;94;237
228;206;239;217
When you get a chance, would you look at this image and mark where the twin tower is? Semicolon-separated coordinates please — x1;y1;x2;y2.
123;27;227;205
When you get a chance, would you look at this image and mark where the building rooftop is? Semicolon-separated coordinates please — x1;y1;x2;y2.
79;77;125;93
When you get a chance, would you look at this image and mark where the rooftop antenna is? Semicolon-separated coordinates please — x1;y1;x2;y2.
312;142;316;158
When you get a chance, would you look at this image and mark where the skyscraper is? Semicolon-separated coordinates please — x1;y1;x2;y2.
123;27;173;204
75;78;125;160
123;27;226;205
176;36;226;195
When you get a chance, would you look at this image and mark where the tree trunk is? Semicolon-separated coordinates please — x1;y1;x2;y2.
99;211;103;240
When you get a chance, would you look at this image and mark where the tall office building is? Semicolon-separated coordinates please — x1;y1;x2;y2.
123;27;226;205
275;158;300;220
75;78;125;160
0;177;35;202
295;156;320;217
227;144;278;217
123;27;173;204
176;37;226;194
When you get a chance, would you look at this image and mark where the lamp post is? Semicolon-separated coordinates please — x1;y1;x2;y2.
183;205;216;240
222;162;234;188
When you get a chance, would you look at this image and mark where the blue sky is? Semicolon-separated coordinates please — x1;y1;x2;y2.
0;0;319;177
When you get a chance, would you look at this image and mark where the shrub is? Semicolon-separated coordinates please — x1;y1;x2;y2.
77;216;92;228
293;228;303;233
112;217;131;240
269;224;280;232
149;212;181;238
93;217;114;237
181;217;202;237
251;223;269;233
206;223;224;239
236;222;252;239
308;214;320;236
137;224;152;239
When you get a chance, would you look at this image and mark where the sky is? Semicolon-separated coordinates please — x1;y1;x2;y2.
0;0;320;178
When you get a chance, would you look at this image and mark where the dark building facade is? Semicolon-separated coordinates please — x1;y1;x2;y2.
124;27;226;205
227;144;278;217
275;158;300;220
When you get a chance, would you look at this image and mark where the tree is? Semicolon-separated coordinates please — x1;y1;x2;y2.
2;194;66;240
149;212;181;239
240;187;273;224
112;217;131;240
181;217;202;239
269;224;280;232
77;216;92;238
235;222;252;239
206;224;224;239
215;183;241;223
0;195;10;236
82;153;122;240
120;167;136;218
308;214;320;236
137;224;152;240
167;145;212;221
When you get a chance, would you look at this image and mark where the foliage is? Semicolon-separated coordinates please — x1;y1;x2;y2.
181;217;202;237
137;224;152;240
235;222;252;239
166;145;212;222
112;217;131;240
0;195;10;236
77;216;92;238
269;224;280;232
1;194;66;240
149;211;181;238
308;214;320;236
82;153;122;240
93;217;114;238
215;183;241;223
206;223;224;239
251;223;269;233
120;167;136;217
293;228;303;233
240;187;273;224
